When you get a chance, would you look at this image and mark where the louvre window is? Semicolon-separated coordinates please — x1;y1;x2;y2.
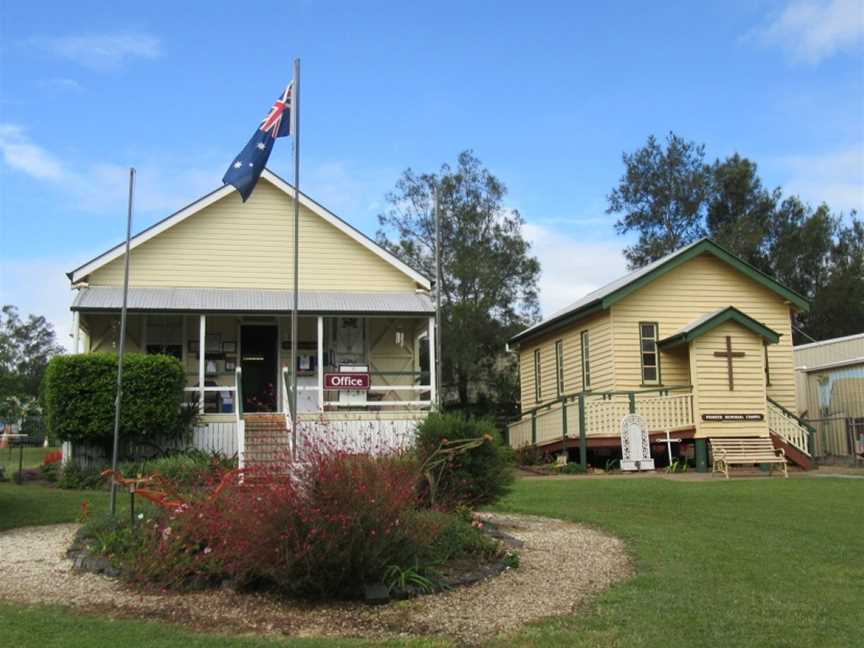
640;322;659;384
580;331;591;389
534;348;542;402
555;340;565;397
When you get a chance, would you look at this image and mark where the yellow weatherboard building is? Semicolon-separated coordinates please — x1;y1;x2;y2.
507;238;815;472
66;169;436;465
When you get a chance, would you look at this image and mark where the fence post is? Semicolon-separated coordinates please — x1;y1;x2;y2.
695;438;707;473
628;392;636;414
578;394;587;469
531;411;537;445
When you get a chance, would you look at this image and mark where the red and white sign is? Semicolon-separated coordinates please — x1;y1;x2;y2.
324;372;370;390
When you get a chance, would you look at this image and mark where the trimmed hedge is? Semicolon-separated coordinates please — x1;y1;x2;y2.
44;353;187;454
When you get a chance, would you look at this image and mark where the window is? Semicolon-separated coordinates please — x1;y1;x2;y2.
580;330;591;389
764;342;771;386
145;315;183;361
555;340;565;397
639;322;659;384
533;348;542;402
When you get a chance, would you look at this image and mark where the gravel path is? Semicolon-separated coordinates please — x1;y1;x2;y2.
0;514;630;645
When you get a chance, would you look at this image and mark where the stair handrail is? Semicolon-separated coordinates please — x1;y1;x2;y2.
767;397;815;433
767;397;815;456
234;366;245;469
281;366;293;423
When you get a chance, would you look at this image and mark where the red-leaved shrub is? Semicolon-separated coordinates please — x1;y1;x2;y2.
130;444;422;597
43;450;63;465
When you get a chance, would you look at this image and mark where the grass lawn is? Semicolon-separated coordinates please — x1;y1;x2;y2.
1;477;862;647
0;602;443;648
491;476;864;648
0;445;57;472
0;482;116;531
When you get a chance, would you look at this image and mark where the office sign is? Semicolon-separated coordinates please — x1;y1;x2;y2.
324;372;370;390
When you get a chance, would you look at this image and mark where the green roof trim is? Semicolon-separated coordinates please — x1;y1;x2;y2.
510;238;810;345
658;306;781;350
599;239;810;312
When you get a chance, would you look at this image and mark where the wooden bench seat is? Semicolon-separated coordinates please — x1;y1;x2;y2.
710;437;788;479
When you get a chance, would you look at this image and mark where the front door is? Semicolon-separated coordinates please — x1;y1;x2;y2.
241;325;278;412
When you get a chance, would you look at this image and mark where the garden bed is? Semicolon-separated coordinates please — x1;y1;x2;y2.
0;514;629;644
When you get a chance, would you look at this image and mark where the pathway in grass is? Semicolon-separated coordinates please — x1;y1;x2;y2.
491;477;864;648
0;513;629;645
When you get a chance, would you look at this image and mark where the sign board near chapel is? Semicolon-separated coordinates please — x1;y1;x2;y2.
701;413;764;422
324;372;370;390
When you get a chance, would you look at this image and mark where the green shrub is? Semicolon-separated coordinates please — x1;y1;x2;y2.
57;462;105;490
117;450;235;490
559;462;587;474
44;353;187;456
514;443;544;466
415;412;514;508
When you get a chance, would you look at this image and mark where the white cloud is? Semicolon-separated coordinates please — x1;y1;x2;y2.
754;0;864;63
0;123;220;214
522;222;627;318
0;257;82;352
36;78;84;92
0;124;64;179
775;145;864;213
30;32;160;70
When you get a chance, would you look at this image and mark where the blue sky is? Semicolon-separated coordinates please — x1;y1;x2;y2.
1;0;862;347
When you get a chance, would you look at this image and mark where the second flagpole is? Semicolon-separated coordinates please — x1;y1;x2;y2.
290;58;301;456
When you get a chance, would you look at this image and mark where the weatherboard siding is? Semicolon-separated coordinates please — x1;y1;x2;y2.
518;311;613;407
88;180;418;293
690;321;769;438
609;253;796;412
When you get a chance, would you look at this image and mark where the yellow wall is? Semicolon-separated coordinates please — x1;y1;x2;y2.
88;180;418;292
610;253;796;411
518;311;613;407
690;321;768;437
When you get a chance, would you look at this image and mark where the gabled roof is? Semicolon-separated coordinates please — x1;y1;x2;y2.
658;306;781;350
510;238;809;344
67;169;430;289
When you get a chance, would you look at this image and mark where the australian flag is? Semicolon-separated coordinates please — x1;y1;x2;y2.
223;83;292;202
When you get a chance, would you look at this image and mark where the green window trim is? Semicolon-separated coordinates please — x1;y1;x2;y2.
534;348;542;402
580;330;591;390
555;340;565;397
639;321;661;385
764;342;771;386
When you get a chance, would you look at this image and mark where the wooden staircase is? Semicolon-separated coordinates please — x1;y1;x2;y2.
243;414;292;467
767;399;815;470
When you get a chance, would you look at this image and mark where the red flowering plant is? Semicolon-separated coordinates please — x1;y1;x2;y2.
120;440;424;596
104;431;510;598
43;450;63;465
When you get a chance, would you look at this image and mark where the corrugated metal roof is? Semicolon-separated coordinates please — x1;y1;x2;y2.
515;239;706;341
72;286;434;314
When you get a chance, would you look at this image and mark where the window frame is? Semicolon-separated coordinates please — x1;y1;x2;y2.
555;339;565;398
764;342;771;387
533;348;542;402
580;330;591;390
639;321;661;386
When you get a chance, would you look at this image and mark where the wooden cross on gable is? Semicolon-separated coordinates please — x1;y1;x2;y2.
714;335;745;390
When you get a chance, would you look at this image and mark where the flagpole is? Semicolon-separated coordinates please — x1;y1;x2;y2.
110;167;135;515
434;188;442;409
290;58;301;455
